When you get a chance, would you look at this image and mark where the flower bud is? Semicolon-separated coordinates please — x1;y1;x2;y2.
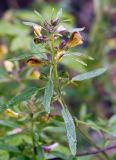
51;19;60;26
57;26;69;35
0;44;8;60
27;69;40;79
4;60;14;72
4;109;19;118
41;114;49;122
44;21;55;33
67;32;83;48
34;36;47;44
27;57;44;67
33;25;42;37
59;40;67;50
55;50;65;62
7;128;23;135
43;143;59;152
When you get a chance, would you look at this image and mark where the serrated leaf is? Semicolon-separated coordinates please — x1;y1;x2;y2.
4;87;38;109
43;79;54;113
61;106;77;155
72;68;107;81
69;27;85;33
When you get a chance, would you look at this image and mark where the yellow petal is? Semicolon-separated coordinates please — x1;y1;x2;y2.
27;57;44;67
4;60;14;72
33;25;42;37
28;70;40;79
55;50;65;62
4;109;19;118
67;32;83;48
0;44;8;60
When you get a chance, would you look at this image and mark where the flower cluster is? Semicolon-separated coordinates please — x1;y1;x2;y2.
25;9;84;69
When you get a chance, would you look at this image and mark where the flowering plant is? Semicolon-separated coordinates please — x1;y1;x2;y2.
0;8;107;159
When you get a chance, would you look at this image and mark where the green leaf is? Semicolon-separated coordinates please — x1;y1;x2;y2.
52;151;68;160
36;146;45;160
3;87;38;110
9;52;36;61
68;27;85;33
10;42;47;61
30;42;47;59
23;21;38;26
0;144;20;153
56;8;62;20
71;68;107;81
0;150;9;160
65;52;94;60
0;120;19;128
75;59;87;66
43;79;54;113
61;106;77;156
10;36;31;51
34;10;45;22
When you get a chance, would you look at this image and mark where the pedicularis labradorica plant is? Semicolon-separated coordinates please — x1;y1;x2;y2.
1;9;107;159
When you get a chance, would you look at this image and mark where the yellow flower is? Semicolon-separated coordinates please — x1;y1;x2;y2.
27;57;44;67
27;69;40;79
0;44;8;60
4;109;19;118
33;25;42;37
55;50;65;62
67;32;83;48
41;114;49;122
4;60;14;72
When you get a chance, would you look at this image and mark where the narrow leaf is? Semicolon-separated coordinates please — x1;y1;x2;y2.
61;106;77;155
65;52;94;60
5;87;38;109
0;144;20;153
23;21;46;30
72;68;107;81
23;21;38;26
68;27;85;33
56;8;62;20
9;53;36;61
34;10;45;22
43;79;54;113
75;59;87;66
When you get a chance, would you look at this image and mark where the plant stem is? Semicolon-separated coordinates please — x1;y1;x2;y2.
78;127;110;160
76;144;116;157
31;114;37;160
50;34;111;160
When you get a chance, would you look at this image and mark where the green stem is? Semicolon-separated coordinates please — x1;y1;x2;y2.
78;127;110;160
50;36;110;160
31;115;37;160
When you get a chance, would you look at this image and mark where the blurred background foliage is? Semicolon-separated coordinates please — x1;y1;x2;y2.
0;0;116;160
